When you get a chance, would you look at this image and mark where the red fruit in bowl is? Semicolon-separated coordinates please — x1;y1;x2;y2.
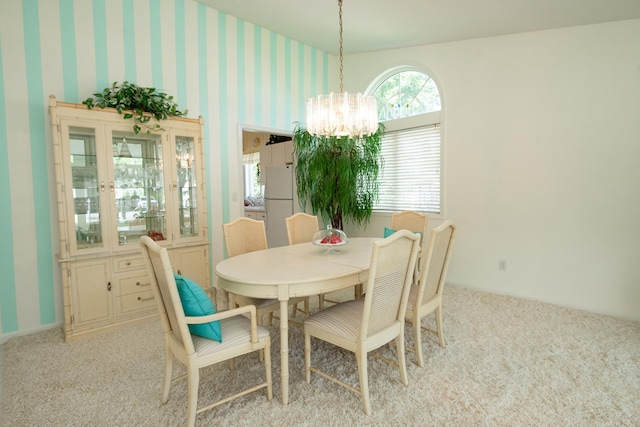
321;236;330;244
329;235;341;244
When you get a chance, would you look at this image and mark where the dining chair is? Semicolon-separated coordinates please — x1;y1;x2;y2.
304;229;421;415
405;220;457;367
391;210;429;285
223;217;309;325
285;212;319;246
139;236;273;427
284;213;331;312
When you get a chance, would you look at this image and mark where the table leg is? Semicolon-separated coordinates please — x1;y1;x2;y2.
279;299;289;405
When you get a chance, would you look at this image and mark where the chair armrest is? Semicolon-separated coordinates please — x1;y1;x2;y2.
185;304;256;324
185;305;260;341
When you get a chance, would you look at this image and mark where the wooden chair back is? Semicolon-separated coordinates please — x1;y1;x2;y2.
223;217;268;257
285;212;319;245
361;230;421;340
139;236;195;353
416;221;457;306
391;210;428;281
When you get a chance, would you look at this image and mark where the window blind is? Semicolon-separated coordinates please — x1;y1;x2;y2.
375;123;441;213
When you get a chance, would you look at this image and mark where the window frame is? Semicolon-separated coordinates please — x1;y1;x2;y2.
368;67;444;218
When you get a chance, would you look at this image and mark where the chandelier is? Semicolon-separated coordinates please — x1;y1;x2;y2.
305;0;378;138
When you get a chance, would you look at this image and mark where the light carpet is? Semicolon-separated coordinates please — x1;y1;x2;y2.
1;285;639;426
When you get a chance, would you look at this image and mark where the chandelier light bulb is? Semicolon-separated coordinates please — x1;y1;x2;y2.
305;0;378;138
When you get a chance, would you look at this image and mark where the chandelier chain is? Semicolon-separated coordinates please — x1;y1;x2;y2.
338;0;344;93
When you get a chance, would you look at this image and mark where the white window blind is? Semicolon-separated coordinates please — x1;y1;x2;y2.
375;121;441;213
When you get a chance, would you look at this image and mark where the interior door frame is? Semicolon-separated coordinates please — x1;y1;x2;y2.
236;123;293;211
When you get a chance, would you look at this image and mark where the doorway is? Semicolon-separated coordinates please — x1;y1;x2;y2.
238;125;293;208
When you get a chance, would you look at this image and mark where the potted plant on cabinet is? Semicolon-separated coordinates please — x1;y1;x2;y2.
82;81;187;134
292;123;384;231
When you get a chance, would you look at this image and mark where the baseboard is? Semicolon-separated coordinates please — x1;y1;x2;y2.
0;322;63;345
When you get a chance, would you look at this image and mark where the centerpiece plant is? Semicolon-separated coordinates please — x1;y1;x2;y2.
293;123;385;231
82;81;188;134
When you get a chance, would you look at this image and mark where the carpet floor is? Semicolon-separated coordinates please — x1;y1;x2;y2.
1;285;639;426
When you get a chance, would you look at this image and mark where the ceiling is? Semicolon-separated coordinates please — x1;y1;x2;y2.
196;0;640;54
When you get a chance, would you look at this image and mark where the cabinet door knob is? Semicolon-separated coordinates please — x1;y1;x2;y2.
107;281;112;291
136;281;150;287
137;296;154;302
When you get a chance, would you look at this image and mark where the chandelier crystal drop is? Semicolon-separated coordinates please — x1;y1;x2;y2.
305;0;378;138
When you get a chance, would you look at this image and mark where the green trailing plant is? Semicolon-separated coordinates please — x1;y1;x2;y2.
293;123;385;231
82;81;187;134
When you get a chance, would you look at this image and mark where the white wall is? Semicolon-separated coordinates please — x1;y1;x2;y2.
343;20;640;321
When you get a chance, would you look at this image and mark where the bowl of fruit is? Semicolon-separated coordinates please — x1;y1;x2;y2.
312;227;348;252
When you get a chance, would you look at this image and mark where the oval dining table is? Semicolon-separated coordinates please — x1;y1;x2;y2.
215;237;380;405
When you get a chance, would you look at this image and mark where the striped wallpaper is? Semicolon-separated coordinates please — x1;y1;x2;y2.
0;0;329;338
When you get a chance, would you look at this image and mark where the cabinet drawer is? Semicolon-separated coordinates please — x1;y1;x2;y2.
114;256;146;272
118;290;156;314
118;273;152;295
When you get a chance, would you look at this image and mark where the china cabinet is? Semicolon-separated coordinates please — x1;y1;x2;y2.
48;95;210;341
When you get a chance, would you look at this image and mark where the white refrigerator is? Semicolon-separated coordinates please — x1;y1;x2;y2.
264;164;295;248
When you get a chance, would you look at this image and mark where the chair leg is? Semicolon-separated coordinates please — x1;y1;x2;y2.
257;315;265;362
318;294;325;310
435;305;445;347
263;338;273;401
186;364;199;427
292;298;311;318
304;331;311;383
413;314;424;368
354;284;363;299
356;350;371;415
303;297;310;317
396;333;409;386
161;344;174;404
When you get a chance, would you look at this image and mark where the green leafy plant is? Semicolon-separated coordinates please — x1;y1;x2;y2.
82;81;187;134
293;123;385;231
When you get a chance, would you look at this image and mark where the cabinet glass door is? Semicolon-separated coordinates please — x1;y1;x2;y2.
175;135;199;238
112;130;167;247
69;126;105;250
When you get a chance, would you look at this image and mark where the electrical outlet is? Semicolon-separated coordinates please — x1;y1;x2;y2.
499;259;507;271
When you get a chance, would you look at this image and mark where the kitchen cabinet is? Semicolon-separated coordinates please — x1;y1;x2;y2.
244;208;266;221
49;95;210;341
259;140;293;184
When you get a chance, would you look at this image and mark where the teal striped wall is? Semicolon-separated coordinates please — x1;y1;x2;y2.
0;0;329;338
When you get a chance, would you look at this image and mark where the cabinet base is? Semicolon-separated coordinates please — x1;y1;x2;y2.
63;312;158;343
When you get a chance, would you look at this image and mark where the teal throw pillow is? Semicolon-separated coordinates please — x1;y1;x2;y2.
384;227;422;239
174;274;222;342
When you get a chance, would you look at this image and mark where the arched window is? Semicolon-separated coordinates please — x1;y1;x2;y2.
374;70;441;120
371;68;442;214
